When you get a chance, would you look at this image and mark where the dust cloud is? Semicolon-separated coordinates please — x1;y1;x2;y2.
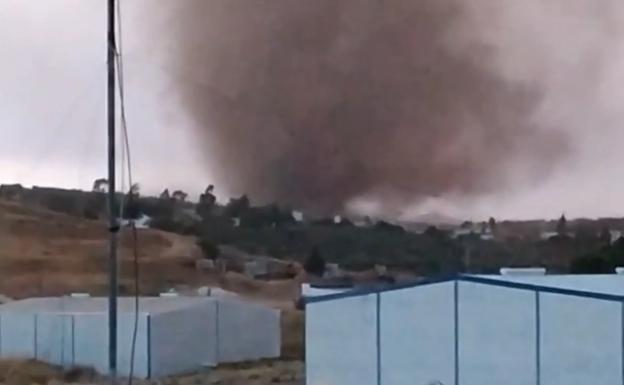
152;0;621;216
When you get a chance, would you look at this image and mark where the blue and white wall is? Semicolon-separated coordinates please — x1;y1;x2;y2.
306;276;624;385
216;298;281;363
150;302;217;378
0;312;151;377
0;296;281;379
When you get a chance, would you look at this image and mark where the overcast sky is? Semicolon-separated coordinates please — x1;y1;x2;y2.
2;1;624;221
0;0;211;198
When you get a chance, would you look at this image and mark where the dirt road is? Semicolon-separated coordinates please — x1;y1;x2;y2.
0;359;304;385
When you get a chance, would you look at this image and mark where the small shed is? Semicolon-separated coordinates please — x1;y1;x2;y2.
306;274;624;385
0;296;280;378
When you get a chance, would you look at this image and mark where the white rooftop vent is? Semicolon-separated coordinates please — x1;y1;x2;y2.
500;267;546;276
69;293;90;298
615;267;624;275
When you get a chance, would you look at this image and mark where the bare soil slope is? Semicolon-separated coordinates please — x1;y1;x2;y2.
0;199;304;298
0;200;204;298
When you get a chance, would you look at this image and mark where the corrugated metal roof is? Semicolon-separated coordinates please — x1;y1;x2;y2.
477;274;624;296
304;274;624;304
0;296;215;315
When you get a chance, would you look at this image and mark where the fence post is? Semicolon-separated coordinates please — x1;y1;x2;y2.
215;301;220;363
71;315;76;367
61;315;65;368
535;291;541;385
147;314;152;379
454;280;459;385
33;314;38;359
376;292;381;385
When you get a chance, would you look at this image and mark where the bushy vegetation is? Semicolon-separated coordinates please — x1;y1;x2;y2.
4;182;624;276
194;218;464;274
569;239;624;274
198;239;220;260
303;246;326;276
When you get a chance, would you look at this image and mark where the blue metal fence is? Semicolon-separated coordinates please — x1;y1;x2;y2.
307;275;624;385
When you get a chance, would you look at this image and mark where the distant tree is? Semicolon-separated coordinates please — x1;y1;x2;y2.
197;185;217;219
0;184;24;200
267;204;295;227
200;185;216;205
574;223;599;244
116;183;142;220
336;217;354;227
460;221;474;229
488;217;497;235
610;238;624;267
84;192;107;219
45;193;77;215
236;204;293;228
172;190;188;202
123;202;141;220
159;189;171;200
304;246;326;276
570;254;611;274
92;178;108;193
122;190;141;220
557;214;567;235
374;220;405;233
129;183;140;196
424;226;444;238
600;227;612;246
312;217;335;226
224;195;250;218
197;239;220;260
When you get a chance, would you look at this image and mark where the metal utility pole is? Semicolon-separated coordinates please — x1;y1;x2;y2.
107;0;119;383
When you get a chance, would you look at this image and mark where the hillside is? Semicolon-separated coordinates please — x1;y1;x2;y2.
0;198;306;298
0;199;207;298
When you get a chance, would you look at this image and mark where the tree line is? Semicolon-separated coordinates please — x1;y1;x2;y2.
3;180;624;276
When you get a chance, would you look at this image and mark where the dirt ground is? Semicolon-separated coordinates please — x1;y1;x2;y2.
0;199;201;298
0;200;305;298
0;359;304;385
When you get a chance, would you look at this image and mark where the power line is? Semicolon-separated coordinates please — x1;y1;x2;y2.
114;1;140;384
14;68;102;185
